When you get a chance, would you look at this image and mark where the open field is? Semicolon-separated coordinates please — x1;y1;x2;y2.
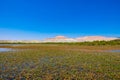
0;44;120;80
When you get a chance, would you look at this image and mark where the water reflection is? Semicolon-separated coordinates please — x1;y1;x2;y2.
0;44;22;46
0;48;13;52
105;50;120;52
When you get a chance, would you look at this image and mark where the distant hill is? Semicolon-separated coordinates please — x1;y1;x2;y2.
43;36;117;42
0;36;118;43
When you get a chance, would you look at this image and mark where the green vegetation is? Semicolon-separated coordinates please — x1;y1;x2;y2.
43;39;120;46
0;39;120;46
0;44;120;80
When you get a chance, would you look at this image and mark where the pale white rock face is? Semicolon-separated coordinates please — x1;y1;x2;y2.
76;36;117;42
44;36;117;42
0;36;118;43
0;40;42;43
54;36;67;39
44;36;77;42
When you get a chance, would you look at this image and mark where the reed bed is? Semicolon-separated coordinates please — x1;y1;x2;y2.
0;44;120;80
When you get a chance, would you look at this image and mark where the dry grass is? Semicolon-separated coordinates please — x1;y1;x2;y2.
0;44;120;80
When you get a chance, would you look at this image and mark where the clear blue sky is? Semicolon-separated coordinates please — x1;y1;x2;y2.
0;0;120;40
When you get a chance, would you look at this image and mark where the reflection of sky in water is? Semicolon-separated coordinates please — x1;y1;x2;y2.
107;50;120;52
0;44;22;46
0;48;13;52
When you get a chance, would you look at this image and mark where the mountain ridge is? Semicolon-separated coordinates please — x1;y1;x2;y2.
0;36;118;43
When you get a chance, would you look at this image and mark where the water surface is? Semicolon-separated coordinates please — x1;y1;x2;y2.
0;44;23;46
0;48;13;52
106;50;120;52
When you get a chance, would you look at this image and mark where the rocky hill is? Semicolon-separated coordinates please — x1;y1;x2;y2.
0;36;118;43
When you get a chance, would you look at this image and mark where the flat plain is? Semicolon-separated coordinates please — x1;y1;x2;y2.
0;43;120;80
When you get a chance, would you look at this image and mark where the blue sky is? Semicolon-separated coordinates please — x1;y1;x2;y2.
0;0;120;40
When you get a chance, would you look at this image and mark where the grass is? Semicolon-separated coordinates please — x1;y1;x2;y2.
0;44;120;80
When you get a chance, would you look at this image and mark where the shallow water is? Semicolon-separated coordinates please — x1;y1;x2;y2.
106;50;120;52
0;44;23;46
0;48;13;52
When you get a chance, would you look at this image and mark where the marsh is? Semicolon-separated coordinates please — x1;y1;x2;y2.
0;44;120;80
